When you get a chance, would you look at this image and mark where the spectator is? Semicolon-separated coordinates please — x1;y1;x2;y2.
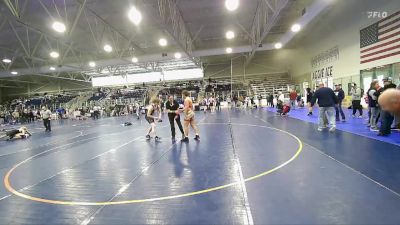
311;83;338;132
334;84;346;122
378;88;400;116
93;105;100;120
12;110;20;124
268;94;273;107
289;89;298;109
233;95;238;108
216;96;221;111
278;92;285;103
306;88;314;116
377;78;397;136
368;81;380;130
350;83;363;118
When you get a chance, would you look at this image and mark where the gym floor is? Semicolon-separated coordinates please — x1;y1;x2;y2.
0;109;400;224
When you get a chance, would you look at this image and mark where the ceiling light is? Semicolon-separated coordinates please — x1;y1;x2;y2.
103;44;113;52
226;47;233;53
158;38;167;47
89;61;96;67
225;0;239;11
49;67;56;71
174;52;182;59
52;21;66;33
50;51;59;58
2;58;11;63
132;57;138;63
128;6;142;25
274;42;282;49
11;71;18;75
226;31;235;39
291;24;301;32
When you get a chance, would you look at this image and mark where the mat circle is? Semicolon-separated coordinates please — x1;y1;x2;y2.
4;123;303;205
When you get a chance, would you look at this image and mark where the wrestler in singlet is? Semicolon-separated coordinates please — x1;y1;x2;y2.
182;90;200;142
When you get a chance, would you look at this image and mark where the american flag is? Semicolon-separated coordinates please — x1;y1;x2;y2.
360;11;400;64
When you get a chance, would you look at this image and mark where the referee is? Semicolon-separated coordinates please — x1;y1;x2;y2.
166;95;184;140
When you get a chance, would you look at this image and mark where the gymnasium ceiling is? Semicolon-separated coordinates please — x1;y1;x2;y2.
0;0;319;86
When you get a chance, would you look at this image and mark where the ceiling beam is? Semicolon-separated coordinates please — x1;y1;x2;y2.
30;73;91;83
151;0;199;65
78;0;145;53
2;0;20;18
0;85;24;88
157;0;195;54
0;79;38;84
68;0;87;38
13;19;86;57
0;43;275;78
245;0;289;66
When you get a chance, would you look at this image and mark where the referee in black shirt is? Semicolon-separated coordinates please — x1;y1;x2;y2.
166;95;184;140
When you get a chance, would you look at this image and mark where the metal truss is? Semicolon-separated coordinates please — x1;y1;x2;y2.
0;0;143;83
1;0;88;74
82;58;198;78
245;0;289;66
157;0;200;65
2;0;29;18
80;0;144;55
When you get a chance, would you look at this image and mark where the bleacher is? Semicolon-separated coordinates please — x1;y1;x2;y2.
88;93;107;102
108;89;146;100
65;93;92;110
249;73;293;98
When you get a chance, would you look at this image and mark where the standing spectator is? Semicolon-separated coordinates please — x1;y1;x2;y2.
12;110;20;124
233;95;238;108
227;96;232;109
378;89;400;116
289;89;298;109
350;83;363;118
310;83;338;132
93;105;100;120
306;88;314;116
57;108;63;120
377;78;397;136
368;81;380;130
244;96;250;108
278;92;285;103
250;96;256;109
395;85;400;128
296;95;303;107
36;109;41;121
28;109;34;123
269;94;274;107
23;108;28;123
216;96;221;111
135;102;140;119
209;96;216;112
41;106;52;132
334;84;346;122
202;97;208;113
